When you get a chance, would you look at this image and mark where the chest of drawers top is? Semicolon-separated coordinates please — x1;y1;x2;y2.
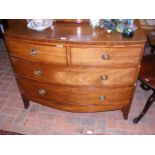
5;20;146;45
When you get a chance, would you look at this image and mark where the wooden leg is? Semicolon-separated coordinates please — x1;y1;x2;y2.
21;94;30;109
150;45;155;54
121;106;130;120
133;91;155;124
140;83;151;91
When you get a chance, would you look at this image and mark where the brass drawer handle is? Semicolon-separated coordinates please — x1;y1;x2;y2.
30;49;37;56
99;96;106;101
38;89;46;95
100;75;108;80
101;53;110;60
34;69;42;76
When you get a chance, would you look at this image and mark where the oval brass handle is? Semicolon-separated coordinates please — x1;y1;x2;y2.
101;53;110;60
30;49;37;56
100;75;108;80
34;69;42;76
38;89;46;95
99;96;106;101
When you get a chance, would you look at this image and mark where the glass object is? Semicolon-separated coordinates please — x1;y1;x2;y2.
100;20;116;33
116;23;126;33
27;19;53;31
127;19;137;31
89;19;100;28
122;28;134;38
113;19;127;25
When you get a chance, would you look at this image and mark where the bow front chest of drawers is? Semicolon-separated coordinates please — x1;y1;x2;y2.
4;20;146;120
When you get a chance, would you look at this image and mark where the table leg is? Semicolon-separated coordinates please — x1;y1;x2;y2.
140;83;151;91
133;91;155;123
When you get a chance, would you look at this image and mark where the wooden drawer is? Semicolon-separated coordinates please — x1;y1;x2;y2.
17;77;134;106
12;58;138;87
6;39;67;64
26;96;128;113
70;47;142;66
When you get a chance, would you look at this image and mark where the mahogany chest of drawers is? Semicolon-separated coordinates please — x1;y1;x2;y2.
4;20;146;120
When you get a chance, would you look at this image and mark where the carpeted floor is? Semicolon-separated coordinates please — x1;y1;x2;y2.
0;39;155;135
0;129;22;135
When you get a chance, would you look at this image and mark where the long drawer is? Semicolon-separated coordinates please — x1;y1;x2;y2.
6;39;67;64
17;77;134;106
12;58;138;87
26;96;129;113
70;47;143;66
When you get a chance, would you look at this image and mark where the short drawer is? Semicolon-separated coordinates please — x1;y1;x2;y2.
12;58;138;87
6;39;67;64
70;47;142;66
17;77;134;106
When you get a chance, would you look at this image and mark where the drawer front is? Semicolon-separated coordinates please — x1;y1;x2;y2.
12;58;138;87
71;47;142;66
17;77;134;106
26;96;127;113
6;39;67;64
